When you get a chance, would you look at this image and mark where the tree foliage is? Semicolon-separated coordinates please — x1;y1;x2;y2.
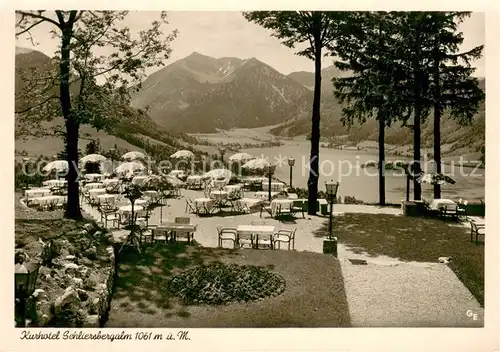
243;11;344;214
15;10;177;219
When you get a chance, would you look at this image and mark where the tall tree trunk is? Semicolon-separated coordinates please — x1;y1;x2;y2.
60;26;82;220
433;52;442;199
413;92;422;201
307;31;322;215
378;111;386;206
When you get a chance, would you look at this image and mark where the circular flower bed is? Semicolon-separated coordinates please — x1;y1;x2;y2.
168;263;286;305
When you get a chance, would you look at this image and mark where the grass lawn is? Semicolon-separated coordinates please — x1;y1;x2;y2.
320;213;484;306
106;243;351;327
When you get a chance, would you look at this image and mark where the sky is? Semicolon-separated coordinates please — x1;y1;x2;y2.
16;11;486;77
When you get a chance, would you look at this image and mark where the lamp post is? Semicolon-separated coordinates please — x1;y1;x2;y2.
324;181;340;256
219;147;226;163
15;261;40;327
287;157;295;188
265;164;277;201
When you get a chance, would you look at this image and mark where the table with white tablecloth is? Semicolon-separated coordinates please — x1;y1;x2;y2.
30;195;67;207
84;182;104;190
84;173;104;182
25;188;52;199
132;176;148;186
186;175;203;188
88;188;107;197
262;181;286;193
96;194;116;204
118;205;146;223
42;179;67;188
429;199;457;211
237;225;276;248
102;178;120;186
254;191;278;201
224;185;243;199
270;199;294;217
194;197;214;214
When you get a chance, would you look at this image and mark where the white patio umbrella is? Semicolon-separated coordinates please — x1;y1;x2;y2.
170;150;194;159
229;152;255;163
43;160;68;173
122;151;147;161
242;158;271;171
81;153;107;164
114;161;145;175
202;168;233;180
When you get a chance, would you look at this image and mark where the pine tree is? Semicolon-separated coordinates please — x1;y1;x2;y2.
333;12;410;205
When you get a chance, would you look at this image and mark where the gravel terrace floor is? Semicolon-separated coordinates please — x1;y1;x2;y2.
81;189;484;327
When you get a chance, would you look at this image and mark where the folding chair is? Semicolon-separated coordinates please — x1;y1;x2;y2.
291;200;305;218
217;225;237;249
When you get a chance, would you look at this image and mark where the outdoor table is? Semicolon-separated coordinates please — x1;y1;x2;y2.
88;188;107;196
225;184;243;196
262;182;286;193
271;199;294;217
429;199;457;211
186;175;203;188
31;195;66;207
84;173;103;182
42;179;67;188
194;197;214;214
237;225;275;249
212;179;227;189
143;190;159;199
96;194;116;204
169;170;185;178
132;175;148;186
102;178;120;186
118;205;145;223
25;188;52;199
84;182;104;190
254;191;278;201
156;222;198;243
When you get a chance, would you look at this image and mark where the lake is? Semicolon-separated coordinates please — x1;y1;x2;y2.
243;140;485;203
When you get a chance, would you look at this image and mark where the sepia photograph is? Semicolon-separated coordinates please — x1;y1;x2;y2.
11;9;491;333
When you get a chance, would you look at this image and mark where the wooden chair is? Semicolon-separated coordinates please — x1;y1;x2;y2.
457;199;468;220
102;208;121;229
217;225;237;249
273;228;296;250
185;198;197;215
237;232;254;249
291;200;305;218
259;201;273;218
470;220;485;245
173;217;193;243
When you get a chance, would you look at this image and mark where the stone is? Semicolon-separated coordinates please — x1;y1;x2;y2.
84;246;97;259
64;263;79;276
53;286;84;327
32;289;47;300
83;314;99;327
76;289;89;302
72;277;83;288
80;257;94;266
65;255;77;261
15;249;28;264
438;256;452;264
83;223;94;232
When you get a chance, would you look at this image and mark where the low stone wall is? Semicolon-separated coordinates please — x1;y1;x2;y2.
18;223;116;327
